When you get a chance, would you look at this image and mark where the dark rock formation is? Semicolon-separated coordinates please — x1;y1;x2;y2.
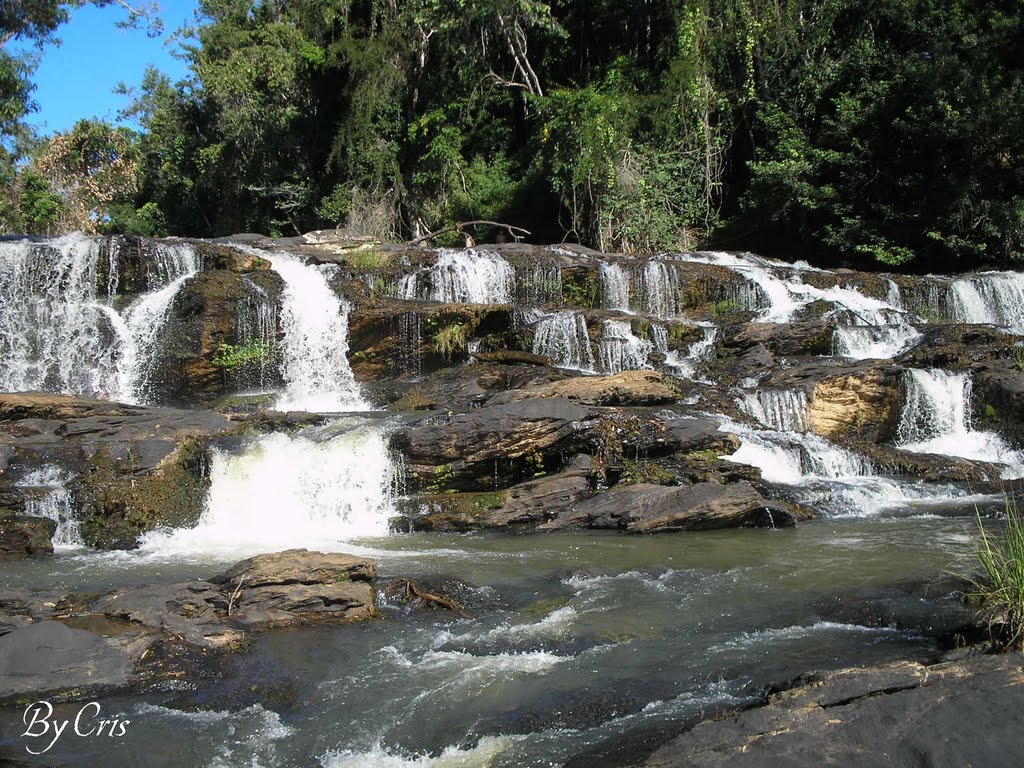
642;654;1024;768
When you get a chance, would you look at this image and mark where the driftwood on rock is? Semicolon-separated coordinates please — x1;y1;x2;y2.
387;578;472;619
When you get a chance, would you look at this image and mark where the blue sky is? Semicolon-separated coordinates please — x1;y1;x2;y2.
22;0;200;135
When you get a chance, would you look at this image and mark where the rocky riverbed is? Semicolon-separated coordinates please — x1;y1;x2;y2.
1;231;1023;766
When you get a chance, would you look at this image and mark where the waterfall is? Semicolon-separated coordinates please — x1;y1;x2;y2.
398;311;423;377
402;249;514;304
599;261;631;312
257;250;368;412
531;312;595;372
139;420;396;558
516;262;563;306
0;234;198;401
897;369;1024;473
16;467;82;549
639;261;684;318
946;272;1024;333
598;320;653;374
738;389;811;433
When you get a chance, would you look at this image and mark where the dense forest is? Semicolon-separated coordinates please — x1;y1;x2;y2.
1;0;1022;271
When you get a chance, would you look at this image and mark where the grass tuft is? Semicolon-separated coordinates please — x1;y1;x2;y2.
968;496;1024;650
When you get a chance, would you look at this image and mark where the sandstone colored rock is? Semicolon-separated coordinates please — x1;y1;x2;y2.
495;370;678;407
809;368;902;442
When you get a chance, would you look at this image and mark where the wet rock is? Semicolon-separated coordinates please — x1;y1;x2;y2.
0;513;55;556
381;362;566;412
0;393;238;549
975;366;1024;446
898;324;1018;369
724;322;836;359
543;481;793;532
0;621;135;700
472;350;552;366
853;442;1005;483
393;398;597;492
490;370;679;407
642;654;1024;768
149;269;286;405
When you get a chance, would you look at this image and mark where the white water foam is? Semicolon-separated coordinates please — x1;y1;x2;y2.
139;421;395;559
599;261;631;312
323;735;524;768
946;272;1024;333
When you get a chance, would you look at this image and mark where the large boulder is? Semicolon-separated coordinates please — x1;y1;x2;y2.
0;393;238;549
543;481;794;532
392;398;597;492
808;367;903;442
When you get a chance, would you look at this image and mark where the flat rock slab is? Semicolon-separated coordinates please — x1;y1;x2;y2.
643;654;1024;768
0;621;133;699
491;370;678;407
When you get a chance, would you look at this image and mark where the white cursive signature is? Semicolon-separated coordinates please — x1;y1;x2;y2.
21;701;131;754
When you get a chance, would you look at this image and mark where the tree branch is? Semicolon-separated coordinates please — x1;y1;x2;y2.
408;220;532;245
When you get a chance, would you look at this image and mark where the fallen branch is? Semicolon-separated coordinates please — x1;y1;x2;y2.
227;574;247;617
409;220;531;246
387;578;472;619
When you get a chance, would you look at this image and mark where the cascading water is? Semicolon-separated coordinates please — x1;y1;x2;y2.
639;261;685;318
234;276;280;388
531;312;595;372
652;323;717;381
16;467;82;548
598;320;653;374
140;420;396;559
599;261;631;312
945;272;1024;333
896;369;1024;474
255;249;368;412
0;234;199;402
739;389;811;433
401;249;514;304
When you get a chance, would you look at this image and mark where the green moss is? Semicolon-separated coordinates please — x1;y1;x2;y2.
621;459;675;485
562;271;599;308
79;441;209;550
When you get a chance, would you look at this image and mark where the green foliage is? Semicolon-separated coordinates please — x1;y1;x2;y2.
213;340;274;373
6;0;1024;272
969;499;1024;650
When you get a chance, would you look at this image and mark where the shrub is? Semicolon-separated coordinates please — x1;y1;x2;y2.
968;498;1024;650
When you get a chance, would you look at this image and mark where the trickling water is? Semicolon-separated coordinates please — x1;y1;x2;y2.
531;312;595;372
255;249;368;412
739;389;811;433
896;369;1024;473
599;261;631;312
598;320;653;374
401;249;514;304
140;421;396;559
0;234;199;401
16;467;82;549
235;277;280;388
516;262;563;306
398;312;423;377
